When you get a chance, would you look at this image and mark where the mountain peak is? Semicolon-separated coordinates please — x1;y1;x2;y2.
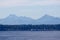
8;14;17;17
38;15;52;20
7;14;18;19
43;15;52;18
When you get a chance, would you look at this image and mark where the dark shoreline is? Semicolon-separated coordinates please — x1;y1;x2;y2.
0;24;60;31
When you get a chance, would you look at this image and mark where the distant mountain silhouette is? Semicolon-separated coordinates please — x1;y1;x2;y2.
36;15;60;24
0;14;35;25
0;14;60;25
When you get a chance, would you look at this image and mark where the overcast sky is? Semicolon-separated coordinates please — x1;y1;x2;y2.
0;0;60;19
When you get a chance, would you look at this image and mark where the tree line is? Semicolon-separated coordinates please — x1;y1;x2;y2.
0;24;60;31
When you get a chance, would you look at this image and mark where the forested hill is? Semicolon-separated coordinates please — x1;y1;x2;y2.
0;24;60;31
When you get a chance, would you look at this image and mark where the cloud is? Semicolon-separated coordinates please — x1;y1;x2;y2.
0;0;29;7
32;0;60;5
0;0;60;7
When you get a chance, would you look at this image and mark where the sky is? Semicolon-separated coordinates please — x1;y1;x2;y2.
0;0;60;19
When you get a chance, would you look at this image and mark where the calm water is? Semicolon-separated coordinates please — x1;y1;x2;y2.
0;31;60;40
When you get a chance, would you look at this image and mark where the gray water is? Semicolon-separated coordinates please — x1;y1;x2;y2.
0;31;60;40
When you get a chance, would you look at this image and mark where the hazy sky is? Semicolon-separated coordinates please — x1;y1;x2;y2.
0;0;60;19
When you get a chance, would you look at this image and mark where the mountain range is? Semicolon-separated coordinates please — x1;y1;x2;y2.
0;15;60;25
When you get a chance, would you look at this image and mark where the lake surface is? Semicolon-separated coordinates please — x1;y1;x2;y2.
0;31;60;40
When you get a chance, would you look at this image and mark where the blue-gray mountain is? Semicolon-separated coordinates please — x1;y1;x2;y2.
0;15;60;25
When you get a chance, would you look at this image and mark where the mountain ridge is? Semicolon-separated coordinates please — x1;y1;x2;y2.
0;14;60;25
